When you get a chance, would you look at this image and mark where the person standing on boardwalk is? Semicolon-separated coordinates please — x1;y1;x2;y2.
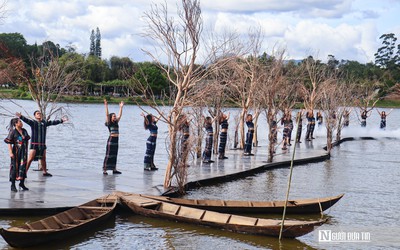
305;110;315;141
376;109;393;129
287;112;294;144
295;110;303;143
218;112;230;160
281;112;293;150
103;99;124;175
244;114;255;156
178;113;191;167
203;116;215;163
16;111;67;177
4;118;31;192
317;111;323;127
360;109;371;127
143;113;161;171
343;109;351;127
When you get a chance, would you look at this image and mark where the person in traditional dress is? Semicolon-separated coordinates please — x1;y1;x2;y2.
376;109;393;129
317;111;323;127
295;110;304;143
218;112;230;160
343;109;351;127
281;112;292;150
305;110;315;141
103;99;124;175
244;114;255;156
16;110;67;177
203;116;215;163
360;109;371;127
178;113;191;167
143;113;161;171
4;118;31;192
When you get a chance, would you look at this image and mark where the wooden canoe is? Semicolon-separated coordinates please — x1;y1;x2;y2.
0;195;118;248
140;193;344;214
118;192;327;238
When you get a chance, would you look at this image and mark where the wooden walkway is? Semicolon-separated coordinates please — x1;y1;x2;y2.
0;138;328;214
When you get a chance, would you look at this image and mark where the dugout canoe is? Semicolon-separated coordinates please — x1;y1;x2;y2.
140;193;344;214
118;192;327;238
0;195;118;248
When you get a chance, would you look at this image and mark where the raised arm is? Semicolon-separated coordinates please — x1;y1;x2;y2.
16;112;34;126
104;99;110;124
46;118;64;126
117;101;124;122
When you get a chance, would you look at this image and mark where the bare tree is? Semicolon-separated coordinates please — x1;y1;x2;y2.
300;55;325;112
0;44;81;119
227;27;264;149
137;0;235;191
256;50;300;162
335;79;357;141
353;81;381;127
318;78;341;154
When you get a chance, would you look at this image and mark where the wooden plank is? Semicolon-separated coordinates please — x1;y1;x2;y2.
202;211;231;224
160;203;180;215
176;206;204;220
39;221;52;229
52;216;67;228
79;206;109;210
255;219;278;227
79;209;93;219
228;215;257;226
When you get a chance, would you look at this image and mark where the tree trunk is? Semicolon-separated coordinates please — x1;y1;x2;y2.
326;126;332;155
164;122;177;188
239;108;246;149
253;109;260;147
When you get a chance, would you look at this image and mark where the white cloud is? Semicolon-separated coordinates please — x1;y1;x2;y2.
201;0;353;18
283;20;377;62
1;0;399;63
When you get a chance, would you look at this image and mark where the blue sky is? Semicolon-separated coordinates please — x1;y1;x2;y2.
1;0;400;63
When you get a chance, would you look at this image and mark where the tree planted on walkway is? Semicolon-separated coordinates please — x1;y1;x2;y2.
228;27;263;149
135;0;233;192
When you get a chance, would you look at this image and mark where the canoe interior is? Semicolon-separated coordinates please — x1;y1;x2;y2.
6;196;118;232
140;194;344;214
119;193;326;238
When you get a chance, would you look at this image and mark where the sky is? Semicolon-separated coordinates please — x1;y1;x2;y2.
1;0;400;63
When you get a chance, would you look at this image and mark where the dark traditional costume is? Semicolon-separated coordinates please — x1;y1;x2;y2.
20;115;63;160
103;121;119;171
244;120;254;155
144;122;158;170
4;128;30;186
202;123;213;162
305;112;315;141
380;113;386;129
218;119;228;159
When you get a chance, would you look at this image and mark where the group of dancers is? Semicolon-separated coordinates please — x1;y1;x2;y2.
4;102;393;192
4;111;67;192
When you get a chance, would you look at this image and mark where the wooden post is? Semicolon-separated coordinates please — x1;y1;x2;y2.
279;113;301;240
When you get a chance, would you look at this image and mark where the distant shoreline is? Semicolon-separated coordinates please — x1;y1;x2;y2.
1;88;400;108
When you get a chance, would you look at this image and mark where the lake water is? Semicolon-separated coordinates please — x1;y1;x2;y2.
0;100;399;249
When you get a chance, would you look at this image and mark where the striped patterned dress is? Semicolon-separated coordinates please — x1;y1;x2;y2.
103;121;119;171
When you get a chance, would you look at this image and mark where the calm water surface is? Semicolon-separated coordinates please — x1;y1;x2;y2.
0;100;399;249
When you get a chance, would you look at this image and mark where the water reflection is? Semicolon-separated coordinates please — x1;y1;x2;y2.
102;175;116;192
111;213;318;250
0;101;399;249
